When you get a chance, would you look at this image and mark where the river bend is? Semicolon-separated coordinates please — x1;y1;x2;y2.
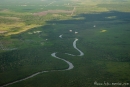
0;39;84;87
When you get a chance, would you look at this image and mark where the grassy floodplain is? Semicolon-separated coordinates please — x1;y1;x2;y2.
0;0;130;87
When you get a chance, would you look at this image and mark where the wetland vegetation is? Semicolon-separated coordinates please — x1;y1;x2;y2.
0;0;130;87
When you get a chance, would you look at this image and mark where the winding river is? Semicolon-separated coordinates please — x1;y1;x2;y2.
0;38;84;87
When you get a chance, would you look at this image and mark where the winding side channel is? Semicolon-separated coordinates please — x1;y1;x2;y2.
0;39;84;87
73;39;84;56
